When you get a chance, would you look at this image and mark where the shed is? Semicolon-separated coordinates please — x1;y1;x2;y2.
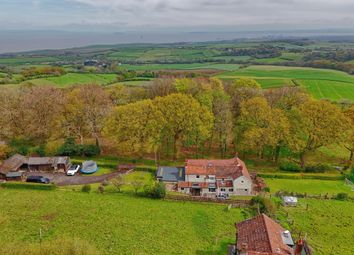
156;166;185;182
5;171;24;181
282;196;298;207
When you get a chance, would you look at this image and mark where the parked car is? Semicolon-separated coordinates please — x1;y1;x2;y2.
26;176;50;184
216;193;229;200
66;165;81;176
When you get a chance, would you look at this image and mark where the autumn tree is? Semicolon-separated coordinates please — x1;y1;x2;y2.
289;100;349;168
236;97;290;161
60;85;112;149
343;105;354;168
155;93;213;160
103;99;165;157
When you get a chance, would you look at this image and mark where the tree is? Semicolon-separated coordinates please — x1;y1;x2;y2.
289;100;349;168
343;105;354;168
103;99;165;156
130;174;144;195
155;93;213;160
210;79;233;157
233;78;261;89
236;97;290;160
60;85;112;149
111;175;125;193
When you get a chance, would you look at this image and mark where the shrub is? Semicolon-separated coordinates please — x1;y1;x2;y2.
279;161;301;172
335;192;348;201
101;179;109;186
144;182;166;199
304;164;331;173
250;196;276;215
82;144;100;157
57;138;100;157
98;185;105;194
262;187;270;193
81;184;91;193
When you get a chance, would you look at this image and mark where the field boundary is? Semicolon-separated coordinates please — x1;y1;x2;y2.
165;194;251;207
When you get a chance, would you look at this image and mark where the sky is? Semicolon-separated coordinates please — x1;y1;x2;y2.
1;0;354;31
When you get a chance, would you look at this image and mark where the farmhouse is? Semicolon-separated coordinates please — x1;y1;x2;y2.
232;213;312;255
0;154;71;179
158;156;252;197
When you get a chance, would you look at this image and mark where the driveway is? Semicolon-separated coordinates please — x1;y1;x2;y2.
25;171;124;186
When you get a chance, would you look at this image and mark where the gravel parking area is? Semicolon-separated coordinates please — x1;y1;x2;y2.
25;171;123;186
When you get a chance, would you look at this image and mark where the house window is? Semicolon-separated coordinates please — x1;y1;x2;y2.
181;188;184;191
241;180;244;183
221;188;226;192
196;175;200;178
229;188;234;192
209;188;216;192
245;189;248;192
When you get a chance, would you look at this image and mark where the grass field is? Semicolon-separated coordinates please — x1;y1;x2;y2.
298;79;354;101
217;65;354;100
116;63;240;71
264;178;353;196
20;73;117;87
0;57;59;65
283;198;354;255
0;188;244;255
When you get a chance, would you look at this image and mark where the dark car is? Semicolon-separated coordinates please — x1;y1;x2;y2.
26;176;50;184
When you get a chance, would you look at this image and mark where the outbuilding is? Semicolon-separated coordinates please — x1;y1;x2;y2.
282;196;298;207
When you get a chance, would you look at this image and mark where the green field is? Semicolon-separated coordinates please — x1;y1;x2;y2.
0;188;243;255
0;57;58;65
298;79;354;101
217;65;354;100
117;63;239;71
284;198;354;255
265;178;353;196
21;73;117;87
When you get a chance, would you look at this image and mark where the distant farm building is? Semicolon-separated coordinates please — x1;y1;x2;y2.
0;154;71;179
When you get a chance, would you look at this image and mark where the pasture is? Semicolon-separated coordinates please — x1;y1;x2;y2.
217;65;354;100
0;188;243;255
284;198;354;255
264;178;353;196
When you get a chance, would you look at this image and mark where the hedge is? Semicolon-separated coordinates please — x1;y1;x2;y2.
0;182;56;190
258;173;344;180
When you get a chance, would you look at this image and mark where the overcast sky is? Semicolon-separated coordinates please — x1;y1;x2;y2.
1;0;354;31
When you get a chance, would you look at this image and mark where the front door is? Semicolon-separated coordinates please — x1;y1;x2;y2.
191;188;201;196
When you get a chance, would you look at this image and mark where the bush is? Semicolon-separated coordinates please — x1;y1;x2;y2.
279;161;301;172
250;196;276;215
144;182;166;199
81;184;91;193
57;138;100;157
335;192;348;201
82;144;100;157
262;187;270;193
304;164;331;173
98;185;105;194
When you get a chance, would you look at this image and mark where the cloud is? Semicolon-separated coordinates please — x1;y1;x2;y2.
2;0;354;30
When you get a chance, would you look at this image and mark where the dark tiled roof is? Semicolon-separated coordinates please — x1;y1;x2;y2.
236;214;293;255
157;166;185;182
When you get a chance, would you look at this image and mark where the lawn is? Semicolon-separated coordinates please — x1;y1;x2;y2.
265;178;353;196
0;188;244;255
283;198;354;255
